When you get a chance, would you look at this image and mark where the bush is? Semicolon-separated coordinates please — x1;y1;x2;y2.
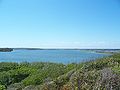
0;85;6;90
0;62;18;72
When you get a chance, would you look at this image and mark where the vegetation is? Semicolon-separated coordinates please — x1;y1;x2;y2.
0;53;120;90
0;48;13;52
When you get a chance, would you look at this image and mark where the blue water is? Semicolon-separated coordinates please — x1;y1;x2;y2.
0;50;109;64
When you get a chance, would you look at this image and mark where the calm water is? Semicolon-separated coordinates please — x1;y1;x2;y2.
0;50;109;64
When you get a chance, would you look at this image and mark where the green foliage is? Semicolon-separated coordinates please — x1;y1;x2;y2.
0;67;36;86
0;53;120;90
7;83;24;90
0;85;6;90
22;63;66;86
0;62;18;72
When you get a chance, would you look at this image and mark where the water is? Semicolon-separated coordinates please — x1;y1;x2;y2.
0;50;109;64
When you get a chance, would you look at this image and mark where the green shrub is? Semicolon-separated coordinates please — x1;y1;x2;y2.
0;85;6;90
0;62;18;72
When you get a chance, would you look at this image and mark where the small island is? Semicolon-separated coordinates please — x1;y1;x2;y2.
0;48;13;52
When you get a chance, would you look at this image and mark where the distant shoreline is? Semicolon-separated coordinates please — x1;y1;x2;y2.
13;48;120;50
0;48;120;54
0;48;13;52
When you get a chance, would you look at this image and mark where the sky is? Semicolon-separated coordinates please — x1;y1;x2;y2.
0;0;120;49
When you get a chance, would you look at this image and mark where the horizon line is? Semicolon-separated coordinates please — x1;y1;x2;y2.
0;47;120;50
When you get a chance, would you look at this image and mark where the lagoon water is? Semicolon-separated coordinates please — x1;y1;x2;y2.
0;50;109;64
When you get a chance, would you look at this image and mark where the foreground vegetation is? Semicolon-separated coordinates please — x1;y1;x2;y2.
0;53;120;90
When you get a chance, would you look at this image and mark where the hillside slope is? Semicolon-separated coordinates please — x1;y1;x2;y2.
0;53;120;90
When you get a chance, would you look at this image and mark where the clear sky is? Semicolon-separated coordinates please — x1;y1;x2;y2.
0;0;120;49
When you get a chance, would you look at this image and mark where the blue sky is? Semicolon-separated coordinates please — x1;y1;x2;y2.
0;0;120;49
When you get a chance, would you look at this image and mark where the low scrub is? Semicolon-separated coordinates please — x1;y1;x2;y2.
0;53;120;90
